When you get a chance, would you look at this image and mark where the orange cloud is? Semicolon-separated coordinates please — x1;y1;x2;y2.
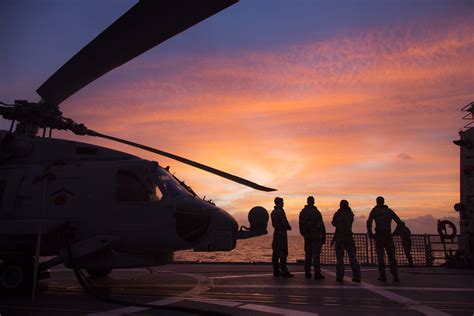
58;13;473;230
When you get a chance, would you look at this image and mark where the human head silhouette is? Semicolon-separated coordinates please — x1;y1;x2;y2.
340;199;349;209
307;196;315;206
376;196;385;206
274;197;284;207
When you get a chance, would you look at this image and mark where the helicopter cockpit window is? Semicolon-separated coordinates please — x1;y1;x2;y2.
153;167;194;197
116;168;163;203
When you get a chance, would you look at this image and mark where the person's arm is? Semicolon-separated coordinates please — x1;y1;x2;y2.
321;222;326;244
367;210;375;238
391;209;403;226
284;214;292;231
277;210;291;231
390;209;403;234
273;211;284;231
318;212;326;244
331;211;338;227
299;212;305;236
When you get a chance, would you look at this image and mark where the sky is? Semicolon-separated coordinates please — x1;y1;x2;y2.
1;0;473;233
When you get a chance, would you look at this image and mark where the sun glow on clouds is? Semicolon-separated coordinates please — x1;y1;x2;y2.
62;13;473;230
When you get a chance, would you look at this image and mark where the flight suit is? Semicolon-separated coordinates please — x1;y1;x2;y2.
393;224;414;267
332;207;361;281
367;205;402;279
271;206;291;274
299;205;326;276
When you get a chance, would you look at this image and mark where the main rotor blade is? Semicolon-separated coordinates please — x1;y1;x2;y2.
36;0;238;106
89;131;276;192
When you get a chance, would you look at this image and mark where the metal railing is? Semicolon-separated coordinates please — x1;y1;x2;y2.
320;233;459;267
175;233;460;266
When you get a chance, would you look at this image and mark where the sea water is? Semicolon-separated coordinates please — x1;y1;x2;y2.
175;235;305;263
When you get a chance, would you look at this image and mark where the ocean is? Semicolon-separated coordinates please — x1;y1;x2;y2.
175;235;320;263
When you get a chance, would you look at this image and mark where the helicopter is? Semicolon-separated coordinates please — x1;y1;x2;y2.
0;0;275;293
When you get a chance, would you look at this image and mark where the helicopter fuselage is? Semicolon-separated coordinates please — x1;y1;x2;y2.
0;131;242;271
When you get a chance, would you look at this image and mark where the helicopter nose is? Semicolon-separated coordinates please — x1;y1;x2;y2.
192;208;238;251
213;207;239;234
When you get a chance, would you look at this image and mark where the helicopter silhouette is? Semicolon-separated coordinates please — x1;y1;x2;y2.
0;0;274;293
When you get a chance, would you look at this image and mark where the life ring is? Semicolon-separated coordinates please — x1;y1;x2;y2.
437;220;457;240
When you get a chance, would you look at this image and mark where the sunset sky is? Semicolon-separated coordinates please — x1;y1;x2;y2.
1;0;473;233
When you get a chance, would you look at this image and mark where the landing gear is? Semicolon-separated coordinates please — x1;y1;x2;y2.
0;256;34;293
87;268;112;278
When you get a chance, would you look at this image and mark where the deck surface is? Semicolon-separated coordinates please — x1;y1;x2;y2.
1;264;473;315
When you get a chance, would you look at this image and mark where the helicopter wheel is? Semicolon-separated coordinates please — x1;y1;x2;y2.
86;268;112;278
0;256;35;294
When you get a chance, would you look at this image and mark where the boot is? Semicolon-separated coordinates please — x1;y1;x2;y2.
273;270;282;277
282;271;294;278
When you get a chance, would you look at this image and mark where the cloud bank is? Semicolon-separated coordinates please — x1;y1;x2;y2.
58;11;474;222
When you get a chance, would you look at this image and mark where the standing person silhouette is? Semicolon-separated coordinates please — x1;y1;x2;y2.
271;197;294;278
332;200;361;282
299;196;326;279
367;196;402;282
393;221;414;267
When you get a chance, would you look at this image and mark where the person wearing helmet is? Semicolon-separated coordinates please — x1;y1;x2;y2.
299;196;326;279
393;221;414;267
367;196;403;282
271;197;294;278
332;200;361;282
